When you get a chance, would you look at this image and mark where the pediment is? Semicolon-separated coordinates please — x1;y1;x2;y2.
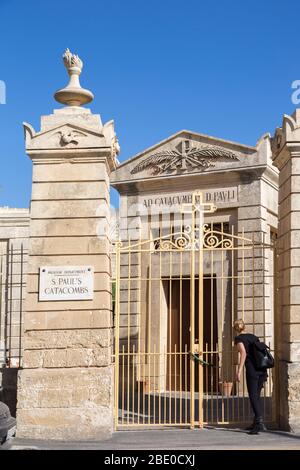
131;140;240;175
111;130;257;185
24;122;106;150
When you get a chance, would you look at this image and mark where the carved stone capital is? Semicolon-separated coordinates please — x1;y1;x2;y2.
23;118;118;172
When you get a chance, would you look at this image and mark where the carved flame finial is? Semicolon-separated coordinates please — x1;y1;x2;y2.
54;48;94;107
63;48;83;73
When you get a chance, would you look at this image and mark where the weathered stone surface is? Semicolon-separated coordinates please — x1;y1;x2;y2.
29;236;110;256
281;341;300;362
291;157;300;173
290;287;300;305
30;199;107;219
279;159;291;183
289;323;300;341
65;348;111;367
25;290;111;314
24;329;111;350
22;350;44;368
26;254;110;275
237;297;265;311
42;349;68;368
17;367;113;405
34;347;111;369
18;366;112;389
238;258;265;271
288;385;300;402
290;231;300;248
285;362;300;432
25;309;112;330
288;417;300;433
31;181;109;201
32;161;109;184
16;406;113;440
237;218;264;232
279;196;291;218
31;347;111;368
17;367;114;439
30;218;109;237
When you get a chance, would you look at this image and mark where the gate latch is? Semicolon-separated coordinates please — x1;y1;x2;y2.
194;339;200;354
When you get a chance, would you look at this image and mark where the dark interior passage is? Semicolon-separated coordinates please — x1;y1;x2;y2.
164;277;218;392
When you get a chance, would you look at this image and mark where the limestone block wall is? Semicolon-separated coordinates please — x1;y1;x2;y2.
16;158;114;439
16;88;117;439
237;181;269;339
276;156;300;366
117;194;142;346
272;135;300;431
237;169;278;349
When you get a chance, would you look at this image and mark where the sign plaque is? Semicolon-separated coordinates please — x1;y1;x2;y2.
39;266;94;301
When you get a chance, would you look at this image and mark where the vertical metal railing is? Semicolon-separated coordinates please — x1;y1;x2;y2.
0;242;26;368
113;195;278;429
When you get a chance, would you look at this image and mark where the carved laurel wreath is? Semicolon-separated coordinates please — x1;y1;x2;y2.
131;142;239;175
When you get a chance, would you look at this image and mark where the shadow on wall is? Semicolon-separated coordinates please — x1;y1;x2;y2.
0;368;18;417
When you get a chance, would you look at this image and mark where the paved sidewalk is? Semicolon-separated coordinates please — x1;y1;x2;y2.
2;427;300;450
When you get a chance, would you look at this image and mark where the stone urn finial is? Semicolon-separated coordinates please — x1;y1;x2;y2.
54;48;94;107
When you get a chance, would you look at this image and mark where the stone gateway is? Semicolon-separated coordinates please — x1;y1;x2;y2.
111;130;278;429
15;49;117;440
0;50;299;439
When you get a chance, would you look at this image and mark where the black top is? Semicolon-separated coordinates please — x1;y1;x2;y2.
235;333;267;376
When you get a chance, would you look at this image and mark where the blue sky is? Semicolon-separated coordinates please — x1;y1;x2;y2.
0;0;299;209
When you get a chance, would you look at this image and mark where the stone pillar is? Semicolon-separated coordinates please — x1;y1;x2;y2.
272;109;300;432
16;49;118;439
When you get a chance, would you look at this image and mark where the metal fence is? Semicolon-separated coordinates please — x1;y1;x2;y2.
113;191;278;429
0;242;27;368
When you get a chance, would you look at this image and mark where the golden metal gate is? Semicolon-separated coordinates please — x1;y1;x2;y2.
114;191;277;429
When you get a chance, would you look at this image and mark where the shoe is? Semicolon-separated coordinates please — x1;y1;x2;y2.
248;417;267;434
245;419;255;431
245;424;255;431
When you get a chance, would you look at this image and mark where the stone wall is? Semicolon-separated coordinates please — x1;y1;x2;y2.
16;94;117;439
272;110;300;432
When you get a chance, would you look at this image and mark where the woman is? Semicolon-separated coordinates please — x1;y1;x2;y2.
234;319;268;434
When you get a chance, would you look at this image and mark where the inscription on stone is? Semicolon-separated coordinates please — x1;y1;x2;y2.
140;187;237;212
39;266;94;301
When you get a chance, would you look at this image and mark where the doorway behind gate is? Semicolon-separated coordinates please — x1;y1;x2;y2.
114;225;277;429
164;277;218;393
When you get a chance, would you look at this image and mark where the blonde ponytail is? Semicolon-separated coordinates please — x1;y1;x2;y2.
233;319;246;333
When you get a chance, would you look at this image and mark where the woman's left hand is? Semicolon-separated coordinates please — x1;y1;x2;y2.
235;371;241;382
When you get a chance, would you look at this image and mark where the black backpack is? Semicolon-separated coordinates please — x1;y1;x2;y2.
252;340;274;370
